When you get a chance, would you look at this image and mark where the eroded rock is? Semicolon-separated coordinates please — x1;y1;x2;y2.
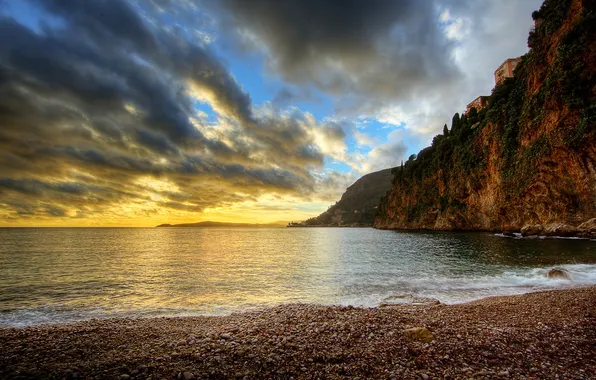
578;218;596;232
542;223;580;237
521;225;543;237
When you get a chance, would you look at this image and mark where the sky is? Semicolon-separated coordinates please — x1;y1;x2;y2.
0;0;542;226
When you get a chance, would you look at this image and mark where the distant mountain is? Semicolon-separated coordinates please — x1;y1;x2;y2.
293;168;394;227
156;221;286;228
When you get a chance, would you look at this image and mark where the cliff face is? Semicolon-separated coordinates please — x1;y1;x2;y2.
302;168;394;226
375;0;595;231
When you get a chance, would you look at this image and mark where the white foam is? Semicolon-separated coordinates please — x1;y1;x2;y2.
328;264;596;308
494;233;595;241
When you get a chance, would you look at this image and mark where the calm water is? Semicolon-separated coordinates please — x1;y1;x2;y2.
1;227;595;327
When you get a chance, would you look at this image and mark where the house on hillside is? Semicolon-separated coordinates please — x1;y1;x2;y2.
465;95;490;115
494;57;522;85
463;56;522;115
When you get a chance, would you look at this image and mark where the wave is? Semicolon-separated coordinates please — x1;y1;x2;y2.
342;264;596;307
2;264;595;328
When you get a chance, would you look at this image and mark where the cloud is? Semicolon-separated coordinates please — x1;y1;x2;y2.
0;0;543;225
213;0;462;112
0;0;354;224
272;86;320;107
212;0;541;148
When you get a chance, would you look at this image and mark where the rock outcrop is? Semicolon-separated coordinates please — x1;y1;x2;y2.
297;168;394;227
519;219;595;238
375;0;595;232
521;225;544;237
545;268;572;280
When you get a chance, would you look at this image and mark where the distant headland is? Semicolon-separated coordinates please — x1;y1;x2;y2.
156;221;286;228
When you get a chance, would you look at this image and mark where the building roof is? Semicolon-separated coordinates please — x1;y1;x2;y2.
466;95;489;107
494;56;522;74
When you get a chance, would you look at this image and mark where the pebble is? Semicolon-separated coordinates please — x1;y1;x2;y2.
0;288;594;379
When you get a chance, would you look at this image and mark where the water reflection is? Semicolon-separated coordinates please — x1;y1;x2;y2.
0;227;594;326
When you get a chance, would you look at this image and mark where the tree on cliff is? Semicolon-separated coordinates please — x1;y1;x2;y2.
451;113;461;135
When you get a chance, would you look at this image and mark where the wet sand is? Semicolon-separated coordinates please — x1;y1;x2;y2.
1;287;595;379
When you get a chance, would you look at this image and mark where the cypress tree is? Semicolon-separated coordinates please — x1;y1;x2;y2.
451;113;461;135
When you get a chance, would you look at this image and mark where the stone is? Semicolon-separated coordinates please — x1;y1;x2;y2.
403;327;434;342
182;372;195;380
578;218;596;232
381;294;440;306
545;268;572;280
220;333;232;340
542;223;580;237
521;224;543;237
578;218;596;238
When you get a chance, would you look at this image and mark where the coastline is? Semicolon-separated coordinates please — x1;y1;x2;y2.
2;287;595;379
286;225;372;228
373;219;596;240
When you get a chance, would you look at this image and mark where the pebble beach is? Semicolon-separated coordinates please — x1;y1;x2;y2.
1;287;595;379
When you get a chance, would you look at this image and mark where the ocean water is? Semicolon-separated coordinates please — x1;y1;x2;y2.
0;227;595;327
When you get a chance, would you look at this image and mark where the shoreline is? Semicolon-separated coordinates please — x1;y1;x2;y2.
374;219;596;240
2;287;595;379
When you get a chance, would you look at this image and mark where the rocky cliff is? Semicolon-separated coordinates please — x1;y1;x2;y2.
375;0;595;232
298;168;394;226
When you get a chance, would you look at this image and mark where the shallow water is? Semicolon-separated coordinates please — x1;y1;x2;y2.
0;227;595;327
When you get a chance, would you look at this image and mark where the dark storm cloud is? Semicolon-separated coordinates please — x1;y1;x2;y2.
214;0;461;111
0;177;138;200
37;0;158;52
34;0;253;127
0;16;201;148
0;0;353;223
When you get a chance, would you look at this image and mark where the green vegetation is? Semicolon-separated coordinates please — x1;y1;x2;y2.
529;0;595;148
303;168;394;226
390;108;485;187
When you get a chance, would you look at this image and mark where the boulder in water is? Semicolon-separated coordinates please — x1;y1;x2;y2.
521;224;543;237
545;268;571;280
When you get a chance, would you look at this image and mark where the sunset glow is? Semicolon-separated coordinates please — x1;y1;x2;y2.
0;0;540;226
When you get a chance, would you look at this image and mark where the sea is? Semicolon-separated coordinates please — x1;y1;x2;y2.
1;227;595;327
